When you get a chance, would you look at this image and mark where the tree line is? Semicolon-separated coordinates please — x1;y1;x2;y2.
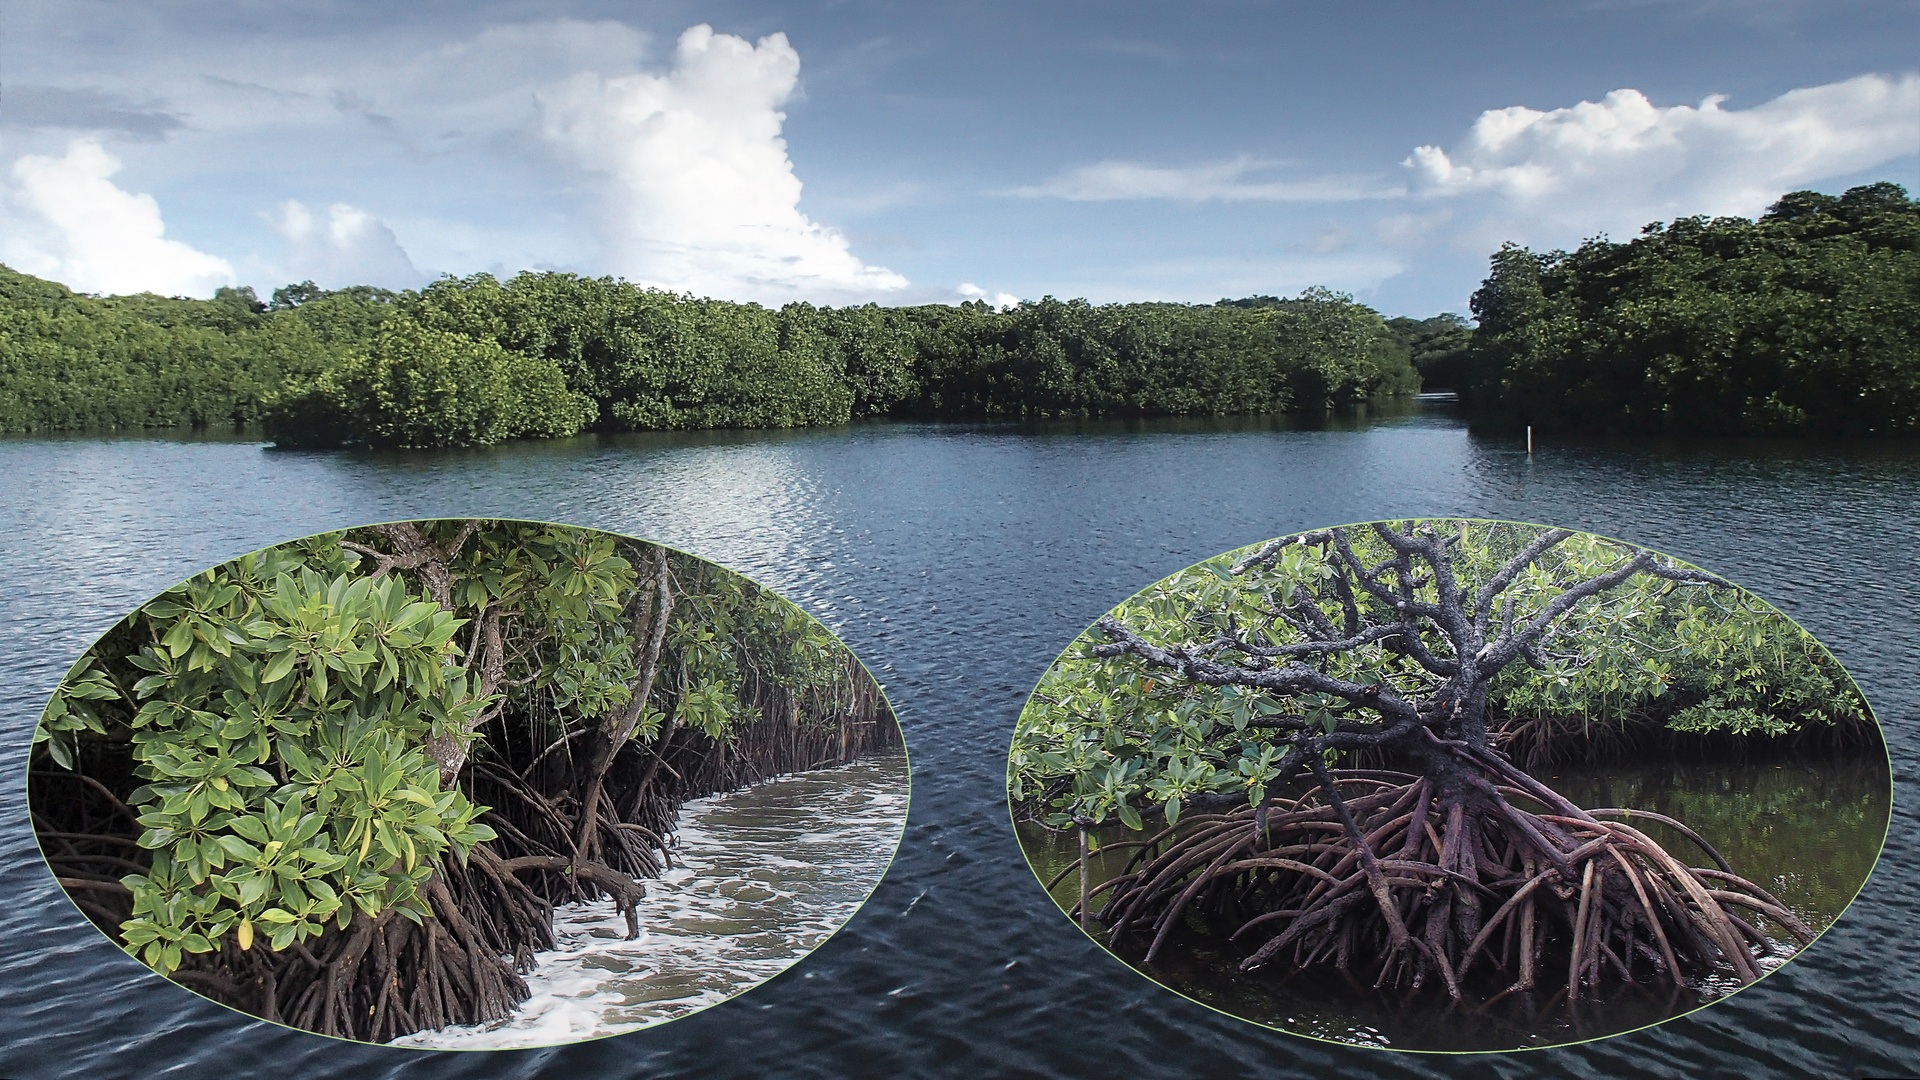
0;267;1418;448
5;179;1910;445
1463;181;1920;436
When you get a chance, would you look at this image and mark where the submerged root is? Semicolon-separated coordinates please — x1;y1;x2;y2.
1095;755;1811;1003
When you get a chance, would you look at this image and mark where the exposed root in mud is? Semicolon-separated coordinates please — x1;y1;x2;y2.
1054;523;1833;1005
1083;750;1812;1002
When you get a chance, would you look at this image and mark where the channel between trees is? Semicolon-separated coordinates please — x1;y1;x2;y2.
31;520;901;1043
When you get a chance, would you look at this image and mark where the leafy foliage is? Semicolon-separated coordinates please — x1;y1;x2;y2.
268;316;596;448
1463;182;1920;435
1494;587;1867;739
36;520;890;979
1;262;1417;444
1009;521;1868;831
38;538;495;973
1386;312;1472;390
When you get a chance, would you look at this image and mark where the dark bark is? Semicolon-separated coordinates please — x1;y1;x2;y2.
1084;522;1799;1000
575;544;674;863
31;522;904;1044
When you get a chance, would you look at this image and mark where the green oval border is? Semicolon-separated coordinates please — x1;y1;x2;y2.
25;515;913;1053
1004;515;1894;1055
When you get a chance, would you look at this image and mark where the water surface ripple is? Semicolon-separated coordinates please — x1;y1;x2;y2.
1;411;1915;1079
392;755;909;1050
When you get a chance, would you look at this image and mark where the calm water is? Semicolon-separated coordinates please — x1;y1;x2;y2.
394;754;910;1050
1017;756;1891;1052
2;405;1918;1079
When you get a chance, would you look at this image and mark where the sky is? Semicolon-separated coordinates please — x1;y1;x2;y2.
1;0;1915;317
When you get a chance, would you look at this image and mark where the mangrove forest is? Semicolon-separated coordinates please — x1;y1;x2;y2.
1462;182;1920;436
0;268;1417;447
30;520;901;1042
1009;519;1882;1042
3;181;1910;446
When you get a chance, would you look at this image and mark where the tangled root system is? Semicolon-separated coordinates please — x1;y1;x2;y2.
1077;747;1810;1002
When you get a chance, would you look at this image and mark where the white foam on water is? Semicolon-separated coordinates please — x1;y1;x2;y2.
389;754;908;1049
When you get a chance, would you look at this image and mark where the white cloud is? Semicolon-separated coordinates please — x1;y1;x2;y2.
537;24;908;303
1025;253;1408;306
1309;226;1352;254
1;139;235;297
267;199;423;290
1406;73;1920;232
1371;209;1456;246
1012;155;1402;202
956;282;1020;309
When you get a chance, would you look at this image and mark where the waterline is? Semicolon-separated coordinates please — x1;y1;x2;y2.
392;754;909;1049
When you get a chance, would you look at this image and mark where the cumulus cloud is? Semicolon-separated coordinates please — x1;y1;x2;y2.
1405;73;1920;231
267;200;423;290
537;24;907;303
1;139;234;297
956;282;1020;309
1012;155;1400;202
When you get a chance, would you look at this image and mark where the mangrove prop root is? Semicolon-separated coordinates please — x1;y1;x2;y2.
1095;768;1799;1003
34;660;901;1044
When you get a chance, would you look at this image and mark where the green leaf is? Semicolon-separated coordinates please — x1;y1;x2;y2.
162;619;197;658
260;649;299;685
229;816;271;843
236;873;270;907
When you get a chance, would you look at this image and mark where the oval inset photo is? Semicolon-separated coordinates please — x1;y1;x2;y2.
1008;519;1888;1052
30;519;907;1048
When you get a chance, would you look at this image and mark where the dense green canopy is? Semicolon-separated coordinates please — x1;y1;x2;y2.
0;266;1417;447
1463;182;1920;436
10;178;1910;445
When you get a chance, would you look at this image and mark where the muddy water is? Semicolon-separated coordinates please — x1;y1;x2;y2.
394;752;909;1049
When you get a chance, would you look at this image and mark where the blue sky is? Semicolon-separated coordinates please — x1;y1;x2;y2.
2;0;1915;316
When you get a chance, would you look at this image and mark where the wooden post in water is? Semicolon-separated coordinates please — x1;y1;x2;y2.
1078;826;1090;932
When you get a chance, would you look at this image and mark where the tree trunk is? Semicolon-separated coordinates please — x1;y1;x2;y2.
575;544;674;861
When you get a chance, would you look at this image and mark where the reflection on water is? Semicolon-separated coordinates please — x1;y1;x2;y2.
1543;758;1890;940
1017;755;1890;1052
3;406;1919;1077
394;753;909;1049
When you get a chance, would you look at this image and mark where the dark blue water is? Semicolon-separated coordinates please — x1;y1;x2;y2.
3;407;1917;1079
